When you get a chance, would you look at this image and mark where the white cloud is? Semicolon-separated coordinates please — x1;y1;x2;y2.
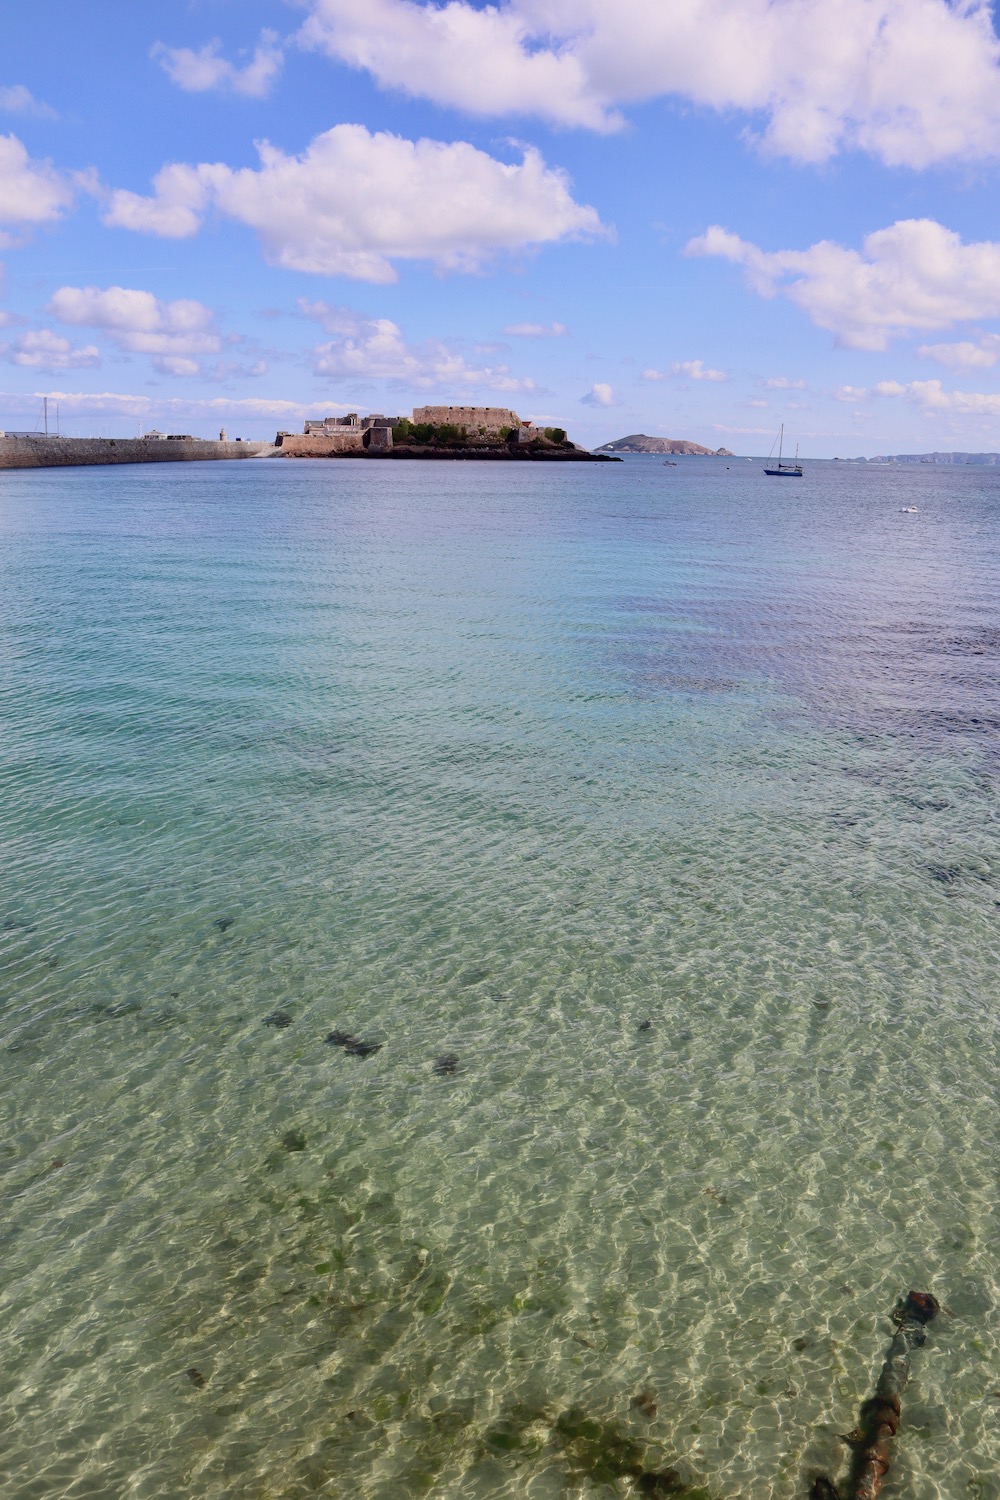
47;285;221;374
747;397;768;407
687;219;1000;351
503;321;567;337
875;377;1000;415
0;85;57;120
0;133;77;245
917;333;1000;370
296;0;1000;167
674;359;728;381
301;299;535;390
642;360;728;381
3;329;100;370
834;384;869;401
763;375;807;389
152;31;284;99
104;125;605;283
581;382;616;407
0;389;315;424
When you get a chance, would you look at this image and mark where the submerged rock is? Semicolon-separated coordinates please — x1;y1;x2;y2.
185;1368;206;1388
345;1040;382;1058
214;917;235;932
325;1029;381;1057
325;1029;358;1048
263;1010;293;1029
281;1129;307;1152
433;1054;460;1076
638;1019;653;1033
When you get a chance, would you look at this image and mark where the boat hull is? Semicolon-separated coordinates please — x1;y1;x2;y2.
764;467;802;476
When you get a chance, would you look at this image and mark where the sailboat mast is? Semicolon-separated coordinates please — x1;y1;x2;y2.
778;423;784;464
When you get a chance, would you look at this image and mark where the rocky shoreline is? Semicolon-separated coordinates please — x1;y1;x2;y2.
283;445;619;462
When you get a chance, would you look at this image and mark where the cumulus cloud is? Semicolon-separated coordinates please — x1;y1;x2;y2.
0;133;77;245
763;375;807;389
0;389;322;438
152;31;284;98
301;299;535;390
874;377;1000;415
917;333;1000;370
48;285;221;374
296;0;1000;167
581;382;616;407
103;125;606;283
834;384;870;401
503;321;567;337
642;360;728;381
675;359;728;381
2;329;100;370
687;219;1000;351
0;85;57;120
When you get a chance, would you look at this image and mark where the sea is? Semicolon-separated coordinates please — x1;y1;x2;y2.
1;455;999;1500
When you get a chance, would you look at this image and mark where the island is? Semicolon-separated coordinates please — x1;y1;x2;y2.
275;406;617;461
0;405;619;470
596;433;734;456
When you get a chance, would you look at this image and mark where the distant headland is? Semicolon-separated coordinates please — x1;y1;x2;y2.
847;451;1000;466
596;433;734;456
0;405;618;471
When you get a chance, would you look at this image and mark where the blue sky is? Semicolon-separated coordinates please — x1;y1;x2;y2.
4;0;1000;454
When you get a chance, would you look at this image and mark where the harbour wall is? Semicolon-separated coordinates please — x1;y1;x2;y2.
0;436;276;470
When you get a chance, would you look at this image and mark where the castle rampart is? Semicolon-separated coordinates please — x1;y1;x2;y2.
0;435;275;470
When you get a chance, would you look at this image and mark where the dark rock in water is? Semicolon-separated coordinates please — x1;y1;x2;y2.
433;1053;460;1075
325;1029;359;1048
344;1040;382;1058
638;1019;653;1032
637;1472;683;1496
214;917;235;932
459;967;490;987
185;1368;206;1388
169;991;180;999
810;1479;840;1500
281;1129;306;1152
631;1389;658;1418
325;1028;381;1057
263;1010;293;1029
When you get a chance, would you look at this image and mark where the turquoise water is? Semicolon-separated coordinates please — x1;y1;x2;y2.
2;456;1000;1500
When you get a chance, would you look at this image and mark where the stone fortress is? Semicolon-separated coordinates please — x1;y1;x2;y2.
277;405;540;456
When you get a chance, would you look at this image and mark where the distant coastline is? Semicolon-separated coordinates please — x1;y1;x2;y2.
851;451;1000;466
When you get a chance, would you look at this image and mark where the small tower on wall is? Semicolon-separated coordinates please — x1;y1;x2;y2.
220;427;228;442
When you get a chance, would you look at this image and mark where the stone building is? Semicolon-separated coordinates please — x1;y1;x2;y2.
411;405;521;434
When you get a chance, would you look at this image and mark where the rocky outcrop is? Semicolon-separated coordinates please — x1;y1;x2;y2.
596;434;734;456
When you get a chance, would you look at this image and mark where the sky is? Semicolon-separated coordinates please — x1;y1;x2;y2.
4;0;1000;455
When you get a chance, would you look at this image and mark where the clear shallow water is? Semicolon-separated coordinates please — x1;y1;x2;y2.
2;456;1000;1500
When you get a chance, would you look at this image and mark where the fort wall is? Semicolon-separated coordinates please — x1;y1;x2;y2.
411;405;520;431
0;436;275;470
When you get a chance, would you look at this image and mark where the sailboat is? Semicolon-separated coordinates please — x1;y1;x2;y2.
764;423;802;477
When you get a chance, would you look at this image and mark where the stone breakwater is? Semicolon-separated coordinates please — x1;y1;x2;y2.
0;436;276;469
